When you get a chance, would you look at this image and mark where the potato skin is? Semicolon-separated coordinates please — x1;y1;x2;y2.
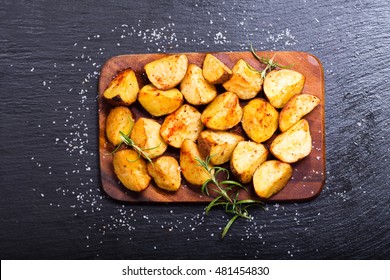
253;160;292;198
180;64;217;105
279;93;320;132
202;54;232;84
222;59;263;100
198;130;244;165
106;106;134;146
242;98;279;143
180;139;212;186
160;104;204;148
147;156;181;191
230;141;268;184
270;119;312;163
138;84;183;117
113;149;151;192
201;92;243;130
263;69;305;108
103;68;139;106
144;54;188;90
130;118;168;159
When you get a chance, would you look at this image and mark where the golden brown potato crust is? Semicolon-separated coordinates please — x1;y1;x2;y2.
138;84;183;117
160;104;204;148
147;156;181;192
113;149;151;192
180;139;212;186
242;98;279;143
144;54;188;90
201;92;243;130
263;69;305;108
253;160;293;198
105;106;133;146
103;68;139;106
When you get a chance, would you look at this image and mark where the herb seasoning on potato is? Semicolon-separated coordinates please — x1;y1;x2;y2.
105;106;133;146
180;139;213;186
130;118;168;159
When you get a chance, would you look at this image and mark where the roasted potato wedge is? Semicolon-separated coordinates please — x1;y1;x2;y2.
138;84;183;117
180;64;217;105
198;130;244;165
263;69;305;108
180;139;212;186
279;93;320;132
202;54;232;84
113;149;151;192
253;160;292;198
160;104;204;148
103;68;139;106
270;119;312;163
130;118;168;159
106;106;134;146
222;59;263;100
201;92;243;130
144;54;188;90
242;98;279;143
147;156;181;192
230;141;268;184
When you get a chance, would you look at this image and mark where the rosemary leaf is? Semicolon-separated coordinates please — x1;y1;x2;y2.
201;179;212;196
205;196;224;214
236;199;263;205
125;152;141;163
250;42;293;79
219;180;245;188
221;215;240;239
117;130;159;165
110;142;123;154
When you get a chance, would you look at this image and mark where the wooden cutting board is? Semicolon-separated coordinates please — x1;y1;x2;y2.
98;51;325;203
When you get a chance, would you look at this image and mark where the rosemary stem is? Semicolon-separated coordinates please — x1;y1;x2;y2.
196;155;263;238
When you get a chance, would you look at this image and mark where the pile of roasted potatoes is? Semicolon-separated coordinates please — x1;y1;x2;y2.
103;53;320;199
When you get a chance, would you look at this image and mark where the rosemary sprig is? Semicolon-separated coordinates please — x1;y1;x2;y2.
250;43;293;79
119;131;161;165
110;116;135;154
110;118;160;165
196;155;263;238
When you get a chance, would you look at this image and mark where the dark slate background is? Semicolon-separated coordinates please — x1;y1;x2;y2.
1;0;389;259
